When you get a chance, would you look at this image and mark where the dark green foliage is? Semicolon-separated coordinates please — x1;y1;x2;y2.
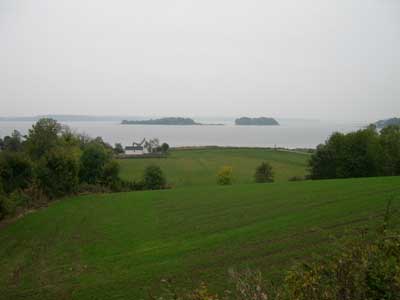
1;130;24;152
254;162;274;183
143;165;166;189
25;118;62;160
100;160;120;188
35;148;80;198
114;143;124;154
161;143;170;153
79;142;111;184
0;151;33;194
380;125;400;175
0;194;13;220
308;125;400;179
0;118;138;219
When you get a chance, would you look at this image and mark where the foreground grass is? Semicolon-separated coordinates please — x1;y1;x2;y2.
119;148;309;187
0;176;399;300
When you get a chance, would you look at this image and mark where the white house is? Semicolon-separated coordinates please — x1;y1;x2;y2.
124;139;148;155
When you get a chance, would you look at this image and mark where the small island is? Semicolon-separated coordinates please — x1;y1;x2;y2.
122;117;200;126
374;117;400;128
235;117;279;126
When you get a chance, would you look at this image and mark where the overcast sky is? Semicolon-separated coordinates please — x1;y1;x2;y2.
0;0;399;121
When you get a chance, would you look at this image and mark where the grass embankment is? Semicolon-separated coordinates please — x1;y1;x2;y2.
1;176;399;299
119;148;309;187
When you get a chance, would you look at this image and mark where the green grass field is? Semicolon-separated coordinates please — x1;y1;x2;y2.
119;148;309;187
1;176;399;300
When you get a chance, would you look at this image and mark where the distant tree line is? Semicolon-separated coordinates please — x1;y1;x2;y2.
0;118;167;220
308;125;400;179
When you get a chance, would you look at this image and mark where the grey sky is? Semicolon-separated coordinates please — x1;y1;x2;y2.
1;0;399;121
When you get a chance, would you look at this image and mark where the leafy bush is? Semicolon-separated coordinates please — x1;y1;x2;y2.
1;130;24;152
0;194;14;220
161;143;170;153
143;165;166;190
0;151;33;194
35;148;80;198
217;166;233;185
114;143;124;154
79;142;112;184
100;160;120;188
254;162;274;183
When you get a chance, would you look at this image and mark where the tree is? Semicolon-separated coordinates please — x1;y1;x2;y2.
145;138;160;153
114;143;124;155
25;118;62;160
143;165;166;189
35;148;80;198
0;151;32;194
380;125;400;175
161;143;170;153
79;142;111;184
100;160;120;188
308;126;385;180
217;166;233;185
254;162;274;183
2;130;24;152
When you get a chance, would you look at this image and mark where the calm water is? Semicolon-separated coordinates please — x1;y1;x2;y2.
0;120;364;149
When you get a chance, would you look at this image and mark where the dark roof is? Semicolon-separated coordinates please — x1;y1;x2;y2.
125;146;143;150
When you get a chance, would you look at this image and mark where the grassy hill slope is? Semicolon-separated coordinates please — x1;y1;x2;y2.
1;176;399;300
119;148;309;187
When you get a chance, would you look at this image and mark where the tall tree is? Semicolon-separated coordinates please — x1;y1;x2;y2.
25;118;62;160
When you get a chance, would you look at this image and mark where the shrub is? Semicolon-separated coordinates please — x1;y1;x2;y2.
217;166;233;185
0;151;33;194
0;194;14;220
114;143;124;155
100;160;120;188
161;143;170;153
143;165;166;190
1;130;24;152
254;162;274;183
35;148;80;198
79;142;111;184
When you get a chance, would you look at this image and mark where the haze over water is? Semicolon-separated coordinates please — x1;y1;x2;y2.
0;119;364;149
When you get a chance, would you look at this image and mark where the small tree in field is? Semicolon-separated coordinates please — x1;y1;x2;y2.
217;166;233;185
143;165;166;190
254;162;274;183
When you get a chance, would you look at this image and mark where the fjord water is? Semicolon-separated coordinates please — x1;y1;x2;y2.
0;119;364;149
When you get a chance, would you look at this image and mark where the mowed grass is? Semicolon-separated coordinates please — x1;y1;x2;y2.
119;148;309;187
1;176;399;300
